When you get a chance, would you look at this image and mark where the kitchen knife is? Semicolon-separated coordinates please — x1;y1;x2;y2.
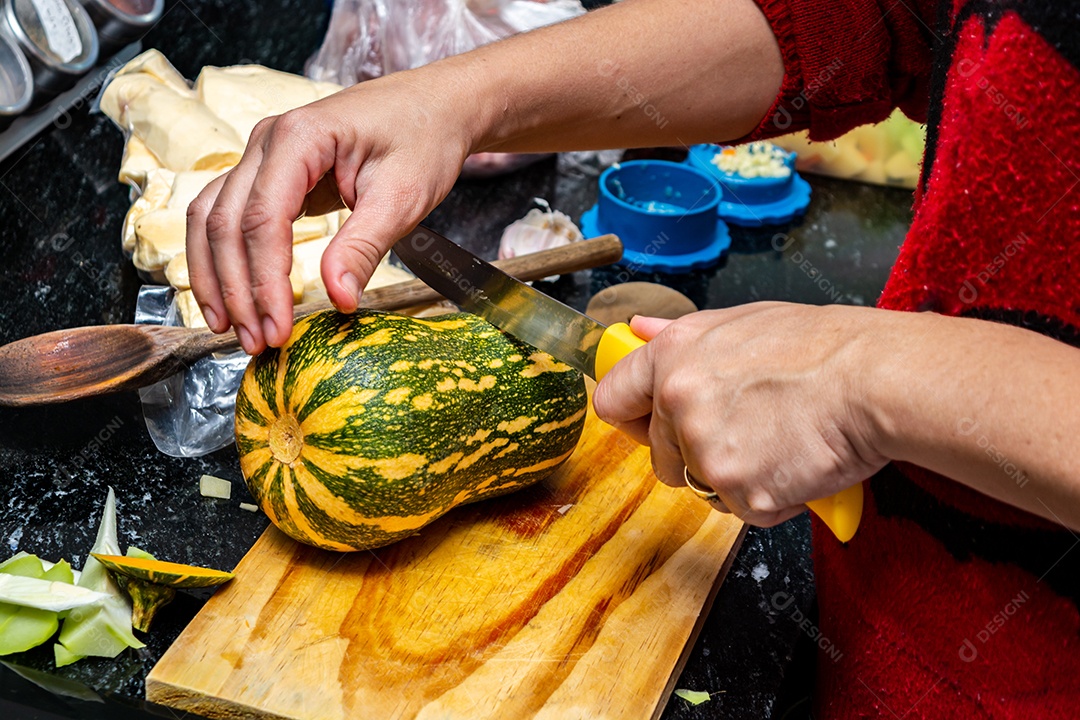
393;225;862;542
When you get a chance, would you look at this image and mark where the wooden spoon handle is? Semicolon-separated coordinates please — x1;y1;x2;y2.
189;234;623;359
296;233;623;318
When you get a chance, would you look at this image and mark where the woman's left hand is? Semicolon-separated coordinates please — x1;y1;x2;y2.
592;302;889;527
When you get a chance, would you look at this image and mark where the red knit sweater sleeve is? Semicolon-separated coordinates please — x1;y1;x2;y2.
744;0;938;142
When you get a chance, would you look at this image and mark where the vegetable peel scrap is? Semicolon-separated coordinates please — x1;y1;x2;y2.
57;487;145;659
0;488;232;663
673;689;713;705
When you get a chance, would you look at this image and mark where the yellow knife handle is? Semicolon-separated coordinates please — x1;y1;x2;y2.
594;322;864;542
806;484;863;543
595;322;647;381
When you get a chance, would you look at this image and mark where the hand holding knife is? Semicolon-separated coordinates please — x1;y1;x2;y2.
394;225;863;542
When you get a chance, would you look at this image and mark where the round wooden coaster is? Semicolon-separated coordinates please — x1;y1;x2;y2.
586;282;698;326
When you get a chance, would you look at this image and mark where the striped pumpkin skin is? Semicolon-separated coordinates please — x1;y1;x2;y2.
235;309;587;552
91;554;234;589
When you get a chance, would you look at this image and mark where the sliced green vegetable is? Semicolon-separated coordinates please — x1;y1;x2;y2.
0;553;83;655
0;560;49;654
57;488;144;658
673;689;712;706
0;552;44;577
0;603;57;656
41;560;74;585
1;661;102;703
0;575;106;612
52;643;83;668
125;547;155;561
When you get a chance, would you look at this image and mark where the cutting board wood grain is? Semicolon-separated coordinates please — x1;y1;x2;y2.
147;392;745;720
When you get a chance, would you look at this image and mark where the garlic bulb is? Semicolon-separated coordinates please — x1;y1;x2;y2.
498;202;583;262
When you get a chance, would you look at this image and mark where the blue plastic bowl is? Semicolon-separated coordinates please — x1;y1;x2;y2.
686;144;797;203
685;144;811;227
580;160;730;272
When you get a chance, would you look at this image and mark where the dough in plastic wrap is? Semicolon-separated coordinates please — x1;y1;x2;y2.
118;135;161;189
167;251;304;302
163;251;189;289
102;73;244;172
292;214;334;243
292;235;414;303
133;208;186;275
167;170;230;212
131;170;232;276
291;236;334;302
173;289;208;329
109;48;192;96
122;168;174;254
195;65;342;142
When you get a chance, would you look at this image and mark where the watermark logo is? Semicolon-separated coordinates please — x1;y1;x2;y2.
55;416;125;488
956;417;1030;488
956;60;1030;129
407;231;484;303
771;233;846;303
595;60;669;129
958;232;1030;304
772;591;844;662
772;58;844;131
958;590;1030;662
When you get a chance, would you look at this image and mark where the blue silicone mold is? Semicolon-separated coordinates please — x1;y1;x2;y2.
580;160;730;273
685;144;812;227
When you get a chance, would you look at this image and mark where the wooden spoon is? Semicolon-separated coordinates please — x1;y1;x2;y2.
0;235;622;406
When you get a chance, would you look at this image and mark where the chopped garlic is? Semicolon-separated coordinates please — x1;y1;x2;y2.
199;475;232;499
711;142;791;179
239;503;259;513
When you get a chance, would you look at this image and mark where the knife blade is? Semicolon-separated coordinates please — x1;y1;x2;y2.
393;225;644;380
393;225;863;542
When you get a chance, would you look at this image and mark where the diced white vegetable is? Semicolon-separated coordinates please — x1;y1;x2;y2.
239;503;259;513
0;575;107;611
200;474;232;499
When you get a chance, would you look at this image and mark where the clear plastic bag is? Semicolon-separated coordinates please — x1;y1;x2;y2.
306;0;585;176
307;0;585;84
135;286;249;458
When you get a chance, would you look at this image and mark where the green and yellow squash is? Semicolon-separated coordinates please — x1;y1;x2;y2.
235;309;587;551
92;550;234;632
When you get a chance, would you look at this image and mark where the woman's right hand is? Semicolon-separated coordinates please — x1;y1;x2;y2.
185;67;479;355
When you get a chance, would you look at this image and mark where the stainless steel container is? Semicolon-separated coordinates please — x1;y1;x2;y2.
1;0;99;103
79;0;160;54
0;31;31;128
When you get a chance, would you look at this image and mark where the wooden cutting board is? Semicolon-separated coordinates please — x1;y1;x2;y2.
147;390;745;720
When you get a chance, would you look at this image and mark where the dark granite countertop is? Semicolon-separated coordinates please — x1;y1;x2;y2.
0;2;913;718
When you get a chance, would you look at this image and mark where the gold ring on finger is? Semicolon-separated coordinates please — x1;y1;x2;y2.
684;467;719;500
